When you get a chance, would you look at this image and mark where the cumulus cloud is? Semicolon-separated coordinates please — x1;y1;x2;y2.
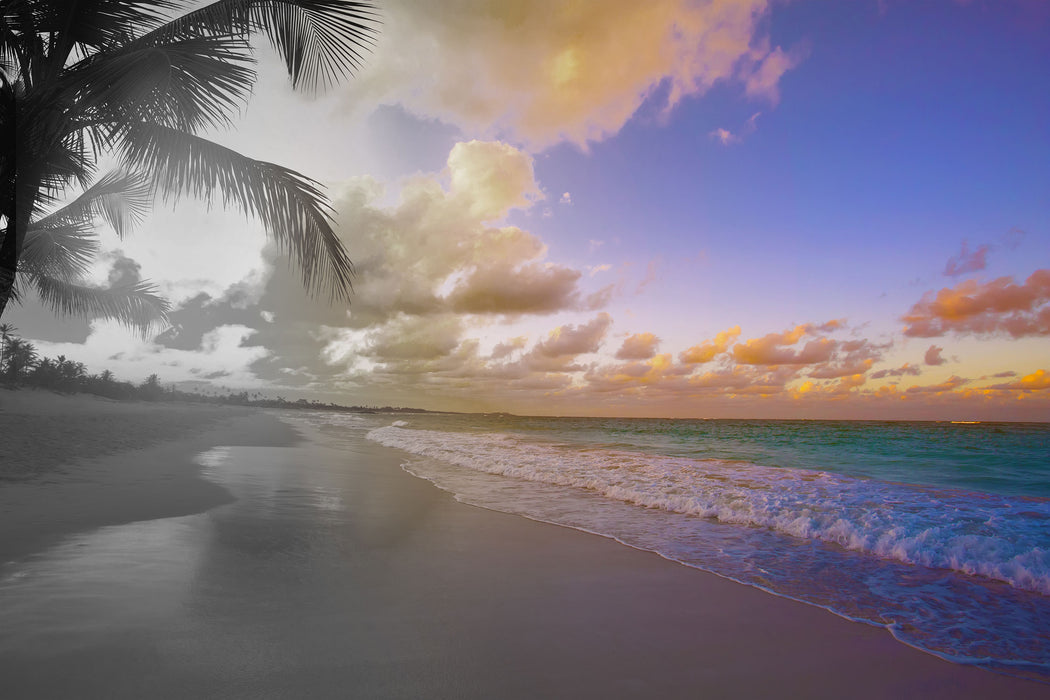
448;140;543;220
311;141;603;328
902;269;1050;337
615;332;660;360
534;313;612;357
731;323;836;365
944;241;990;277
347;0;801;148
679;326;741;364
104;250;144;287
924;345;947;366
446;263;583;314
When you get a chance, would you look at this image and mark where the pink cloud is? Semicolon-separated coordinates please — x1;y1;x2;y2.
924;345;947;366
902;269;1050;337
944;241;990;277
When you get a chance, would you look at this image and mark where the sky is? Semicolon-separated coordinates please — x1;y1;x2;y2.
9;0;1050;420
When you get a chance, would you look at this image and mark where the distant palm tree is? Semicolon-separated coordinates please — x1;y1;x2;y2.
1;334;37;379
1;0;379;326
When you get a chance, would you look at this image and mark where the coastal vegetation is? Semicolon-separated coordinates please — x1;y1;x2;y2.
0;325;426;413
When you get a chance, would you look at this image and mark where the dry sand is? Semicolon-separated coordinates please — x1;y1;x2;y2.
1;390;1047;698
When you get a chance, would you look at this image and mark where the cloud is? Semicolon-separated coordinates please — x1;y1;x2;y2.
924;345;947;366
743;45;804;104
534;313;612;357
347;0;801;148
905;375;971;394
104;250;144;287
679;326;741;364
1013;369;1050;391
902;269;1050;337
491;336;527;359
32;320;269;386
944;241;990;277
615;332;660;360
446;262;583;314
560;192;572;205
709;127;738;145
731;323;836;365
448;140;543;220
709;111;762;146
870;363;921;379
636;259;660;294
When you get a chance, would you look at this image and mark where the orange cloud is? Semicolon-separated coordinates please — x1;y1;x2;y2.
989;369;1050;392
902;269;1050;337
732;324;836;365
616;332;660;360
905;375;971;394
679;326;741;364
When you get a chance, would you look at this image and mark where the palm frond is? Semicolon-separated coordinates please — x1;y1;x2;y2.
139;0;379;92
31;168;152;239
21;223;100;280
62;32;257;134
32;273;169;334
118;121;353;300
28;1;177;52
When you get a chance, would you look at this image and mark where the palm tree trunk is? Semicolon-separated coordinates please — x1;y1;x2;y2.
0;174;35;318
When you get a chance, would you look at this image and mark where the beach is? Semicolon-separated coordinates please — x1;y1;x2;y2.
1;391;1047;698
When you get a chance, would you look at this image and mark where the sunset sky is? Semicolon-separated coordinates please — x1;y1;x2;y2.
11;0;1050;419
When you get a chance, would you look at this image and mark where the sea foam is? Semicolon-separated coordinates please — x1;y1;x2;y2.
367;424;1050;595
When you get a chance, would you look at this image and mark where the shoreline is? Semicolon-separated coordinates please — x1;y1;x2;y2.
0;389;299;563
1;394;1047;697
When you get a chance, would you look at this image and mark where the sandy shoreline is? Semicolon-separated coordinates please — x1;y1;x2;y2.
0;388;299;562
1;392;1047;698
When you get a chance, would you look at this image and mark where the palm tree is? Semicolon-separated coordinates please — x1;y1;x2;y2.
1;334;37;379
0;321;14;367
1;0;378;326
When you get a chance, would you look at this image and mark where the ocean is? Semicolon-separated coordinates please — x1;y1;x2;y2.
362;413;1050;680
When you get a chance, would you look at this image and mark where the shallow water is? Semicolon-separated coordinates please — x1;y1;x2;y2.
0;435;456;697
363;413;1050;680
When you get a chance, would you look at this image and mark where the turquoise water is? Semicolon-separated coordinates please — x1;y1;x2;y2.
424;416;1050;497
365;414;1050;681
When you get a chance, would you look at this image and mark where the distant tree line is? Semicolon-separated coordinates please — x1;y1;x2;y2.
0;324;433;414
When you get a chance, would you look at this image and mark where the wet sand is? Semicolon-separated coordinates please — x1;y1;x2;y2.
1;393;1047;698
0;388;299;562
